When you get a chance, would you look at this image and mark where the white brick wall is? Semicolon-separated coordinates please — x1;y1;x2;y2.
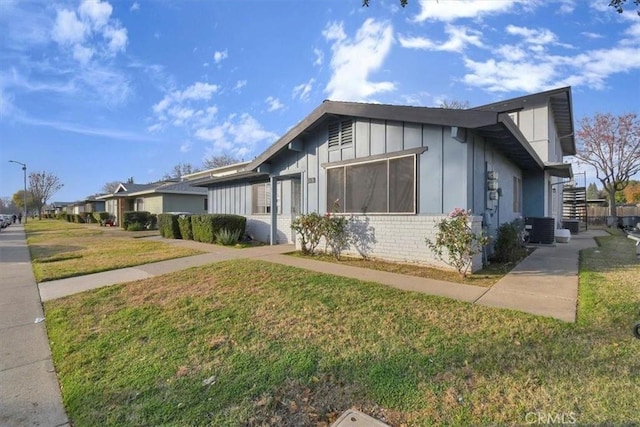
294;214;485;273
245;215;294;244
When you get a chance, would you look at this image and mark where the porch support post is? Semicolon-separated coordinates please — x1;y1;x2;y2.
270;175;278;245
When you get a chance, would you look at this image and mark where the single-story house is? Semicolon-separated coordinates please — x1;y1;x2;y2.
48;202;73;215
192;87;575;271
97;179;208;227
67;196;106;215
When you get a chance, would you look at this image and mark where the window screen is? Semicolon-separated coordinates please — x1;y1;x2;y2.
389;156;415;213
327;167;345;213
345;160;387;213
327;154;416;214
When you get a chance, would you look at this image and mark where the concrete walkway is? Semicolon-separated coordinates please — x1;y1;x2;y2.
0;224;69;427
0;224;606;426
476;230;607;322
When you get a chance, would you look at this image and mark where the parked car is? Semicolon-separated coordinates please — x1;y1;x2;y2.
0;214;12;229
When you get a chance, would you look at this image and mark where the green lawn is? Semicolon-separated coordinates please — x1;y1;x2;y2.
44;233;640;426
26;220;203;282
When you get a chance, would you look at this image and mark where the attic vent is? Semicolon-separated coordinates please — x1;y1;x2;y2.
328;119;353;149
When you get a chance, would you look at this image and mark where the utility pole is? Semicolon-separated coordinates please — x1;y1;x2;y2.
8;160;27;224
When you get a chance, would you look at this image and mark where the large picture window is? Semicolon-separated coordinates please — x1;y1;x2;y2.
252;182;282;215
327;155;416;214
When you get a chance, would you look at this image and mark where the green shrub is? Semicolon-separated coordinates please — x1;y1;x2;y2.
291;212;324;255
177;215;193;240
93;211;110;224
425;208;488;278
158;214;181;239
123;211;155;230
493;218;527;263
191;214;246;244
55;213;66;221
126;222;145;232
215;228;242;245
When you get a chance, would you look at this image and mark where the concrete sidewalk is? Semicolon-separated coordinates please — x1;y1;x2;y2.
476;230;607;322
0;224;69;427
37;230;607;322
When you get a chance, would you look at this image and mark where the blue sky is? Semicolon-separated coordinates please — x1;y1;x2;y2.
1;0;639;203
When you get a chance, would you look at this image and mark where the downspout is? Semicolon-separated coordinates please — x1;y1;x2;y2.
270;175;278;245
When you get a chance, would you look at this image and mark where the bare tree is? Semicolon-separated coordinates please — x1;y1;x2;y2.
439;99;470;109
102;181;121;194
203;154;240;169
29;171;63;219
163;163;198;180
575;112;640;220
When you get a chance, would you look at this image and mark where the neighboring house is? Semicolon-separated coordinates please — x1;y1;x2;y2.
68;196;106;215
49;202;73;215
192;87;575;271
97;180;207;226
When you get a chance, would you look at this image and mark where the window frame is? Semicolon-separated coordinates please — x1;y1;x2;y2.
251;181;282;215
326;153;417;215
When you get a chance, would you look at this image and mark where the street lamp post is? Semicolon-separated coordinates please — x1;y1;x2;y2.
8;160;27;224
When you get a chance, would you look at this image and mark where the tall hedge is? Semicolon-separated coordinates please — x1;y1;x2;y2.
191;214;246;243
122;211;156;230
93;211;110;224
177;215;193;240
158;214;181;239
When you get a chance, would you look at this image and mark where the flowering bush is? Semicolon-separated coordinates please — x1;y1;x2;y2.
426;208;488;278
322;212;351;260
291;212;324;255
291;210;352;259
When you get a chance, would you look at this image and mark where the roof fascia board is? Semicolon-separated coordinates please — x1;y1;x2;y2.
498;113;546;169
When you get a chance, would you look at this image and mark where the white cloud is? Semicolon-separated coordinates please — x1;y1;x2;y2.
292;78;314;101
581;32;603;39
73;44;94;64
558;0;576;14
195;113;278;158
78;0;112;31
51;0;128;64
104;26;127;54
462;57;557;92
130;2;140;11
506;25;557;45
313;48;324;66
150;82;220;127
463;36;640;93
399;24;484;53
52;9;87;45
180;141;191;152
213;49;228;64
495;45;527;61
178;82;219;101
168;106;195;126
413;0;525;22
323;19;395;101
265;96;284;112
234;80;247;91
